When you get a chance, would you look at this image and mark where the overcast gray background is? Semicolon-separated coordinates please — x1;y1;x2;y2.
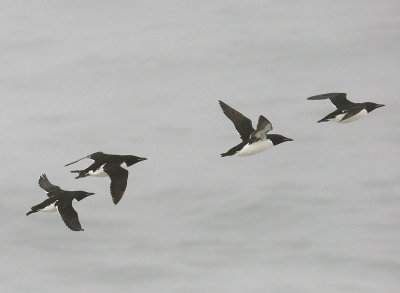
1;1;399;292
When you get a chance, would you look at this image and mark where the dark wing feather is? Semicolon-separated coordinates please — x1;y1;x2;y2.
341;106;364;121
251;115;273;140
58;202;84;231
104;164;128;205
30;197;57;212
317;109;343;123
38;174;60;194
219;100;254;141
307;93;353;109
341;111;356;121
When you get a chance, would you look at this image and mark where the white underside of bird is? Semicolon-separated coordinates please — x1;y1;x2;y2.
88;162;128;177
38;199;78;213
39;204;57;213
88;164;108;177
332;109;368;123
236;139;273;156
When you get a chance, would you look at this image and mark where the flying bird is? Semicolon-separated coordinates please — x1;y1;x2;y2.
65;152;147;205
26;174;94;231
307;93;384;123
218;100;293;157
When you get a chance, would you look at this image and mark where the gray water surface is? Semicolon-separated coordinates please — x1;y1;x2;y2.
1;1;400;292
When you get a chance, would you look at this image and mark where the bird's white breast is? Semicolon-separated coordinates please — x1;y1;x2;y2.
330;109;368;123
339;109;368;123
236;140;273;156
330;113;346;122
39;199;77;213
40;204;57;213
88;164;108;177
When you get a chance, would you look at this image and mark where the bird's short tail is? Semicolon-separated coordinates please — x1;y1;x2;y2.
221;148;238;157
70;170;88;179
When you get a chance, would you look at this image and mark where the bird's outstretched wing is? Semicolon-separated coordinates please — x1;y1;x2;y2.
219;100;254;141
251;115;273;140
307;93;353;109
65;154;93;167
104;164;129;205
29;197;57;213
58;202;84;231
38;174;60;194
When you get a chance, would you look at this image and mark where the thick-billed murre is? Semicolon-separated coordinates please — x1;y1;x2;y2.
307;93;384;123
65;152;147;205
26;174;94;231
219;100;293;157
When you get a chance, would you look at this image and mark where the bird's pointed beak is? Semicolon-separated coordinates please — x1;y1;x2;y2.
139;157;147;162
376;104;385;108
88;192;95;196
285;138;294;142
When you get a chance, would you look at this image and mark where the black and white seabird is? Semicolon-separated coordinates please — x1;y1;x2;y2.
219;100;293;157
65;152;147;205
26;174;94;231
307;93;384;123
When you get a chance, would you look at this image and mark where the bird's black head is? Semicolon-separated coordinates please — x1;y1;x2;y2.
364;102;385;113
267;134;294;146
74;191;95;201
123;155;147;167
